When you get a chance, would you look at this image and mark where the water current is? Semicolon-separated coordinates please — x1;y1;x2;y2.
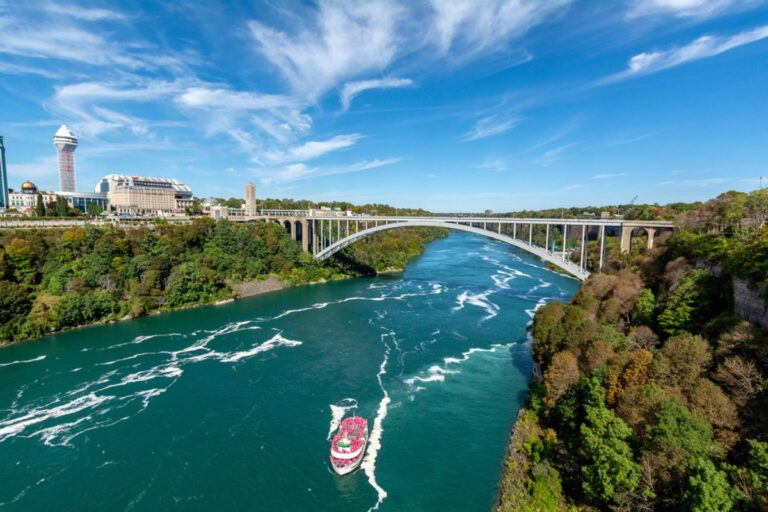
0;232;578;511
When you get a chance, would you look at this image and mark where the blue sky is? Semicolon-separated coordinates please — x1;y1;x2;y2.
1;0;767;211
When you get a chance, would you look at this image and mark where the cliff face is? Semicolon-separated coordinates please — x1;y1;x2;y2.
733;277;768;329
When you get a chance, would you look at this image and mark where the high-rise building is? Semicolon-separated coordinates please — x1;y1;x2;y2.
0;136;8;209
53;125;78;192
245;182;257;216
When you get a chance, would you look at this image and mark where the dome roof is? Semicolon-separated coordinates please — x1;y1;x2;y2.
21;181;37;191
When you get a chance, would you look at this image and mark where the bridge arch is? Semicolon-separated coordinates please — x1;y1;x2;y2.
314;220;590;280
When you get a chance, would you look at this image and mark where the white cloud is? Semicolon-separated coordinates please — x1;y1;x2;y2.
627;0;758;18
248;2;403;100
264;134;363;164
428;0;570;58
40;3;126;22
601;24;768;83
461;115;520;142
175;87;294;111
339;78;413;111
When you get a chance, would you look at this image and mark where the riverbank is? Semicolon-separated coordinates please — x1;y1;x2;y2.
0;220;447;346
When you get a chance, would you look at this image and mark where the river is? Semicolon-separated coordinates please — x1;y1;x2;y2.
0;232;578;511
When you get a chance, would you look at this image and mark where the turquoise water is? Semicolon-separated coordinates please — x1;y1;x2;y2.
0;233;578;511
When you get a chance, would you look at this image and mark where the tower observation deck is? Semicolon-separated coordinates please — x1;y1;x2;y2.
53;125;78;193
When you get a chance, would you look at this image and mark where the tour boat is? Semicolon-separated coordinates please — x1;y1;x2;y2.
329;416;368;475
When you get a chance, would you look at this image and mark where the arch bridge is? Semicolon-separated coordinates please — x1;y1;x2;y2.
243;214;674;281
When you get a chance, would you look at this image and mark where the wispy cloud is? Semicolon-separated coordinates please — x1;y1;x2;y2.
339;78;413;111
626;0;759;19
461;115;520;142
428;0;571;58
604;132;657;146
535;142;577;166
478;157;508;172
248;2;403;100
40;3;126;22
260;157;400;184
599;24;768;84
264;134;363;164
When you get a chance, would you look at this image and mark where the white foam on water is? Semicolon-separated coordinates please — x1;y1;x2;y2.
327;398;358;440
362;333;392;511
0;355;46;368
405;344;511;392
220;333;302;363
403;365;458;386
106;333;183;350
452;290;500;320
525;297;549;320
0;392;113;442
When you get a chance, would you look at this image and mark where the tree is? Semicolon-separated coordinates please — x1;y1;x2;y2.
579;376;641;505
544;351;580;407
688;379;739;449
35;193;45;217
634;288;656;325
55;195;69;217
87;202;104;217
651;333;711;393
628;325;660;350
745;188;768;229
645;397;721;486
616;384;667;438
658;269;718;336
683;458;736;512
713;356;764;406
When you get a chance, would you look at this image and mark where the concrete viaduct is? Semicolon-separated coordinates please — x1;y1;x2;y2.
234;211;674;281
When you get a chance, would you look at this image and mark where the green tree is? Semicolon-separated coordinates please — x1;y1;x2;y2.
645;397;721;486
165;262;222;307
634;288;656;325
578;376;641;504
35;193;45;217
55;195;69;217
87;202;104;217
683;458;736;512
658;269;717;335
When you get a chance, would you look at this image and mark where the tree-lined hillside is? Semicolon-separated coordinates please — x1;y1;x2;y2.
499;189;768;512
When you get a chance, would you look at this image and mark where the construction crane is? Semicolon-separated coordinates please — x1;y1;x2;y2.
616;195;638;217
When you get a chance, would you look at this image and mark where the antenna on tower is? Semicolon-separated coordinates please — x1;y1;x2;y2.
760;176;766;190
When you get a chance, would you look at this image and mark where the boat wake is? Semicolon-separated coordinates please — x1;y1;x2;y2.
327;398;358;440
361;331;393;511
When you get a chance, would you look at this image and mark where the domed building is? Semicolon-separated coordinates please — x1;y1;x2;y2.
8;181;55;214
20;181;37;194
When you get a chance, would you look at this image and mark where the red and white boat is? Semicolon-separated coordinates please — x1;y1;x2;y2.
329;416;368;475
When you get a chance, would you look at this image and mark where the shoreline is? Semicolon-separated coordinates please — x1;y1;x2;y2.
0;266;408;349
0;274;336;349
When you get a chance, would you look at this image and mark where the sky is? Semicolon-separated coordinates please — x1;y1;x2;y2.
0;0;767;212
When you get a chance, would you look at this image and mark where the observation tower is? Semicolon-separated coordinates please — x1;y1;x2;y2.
53;125;78;192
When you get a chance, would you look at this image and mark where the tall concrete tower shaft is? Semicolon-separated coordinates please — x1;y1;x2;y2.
53;124;78;192
245;182;257;216
0;136;8;209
